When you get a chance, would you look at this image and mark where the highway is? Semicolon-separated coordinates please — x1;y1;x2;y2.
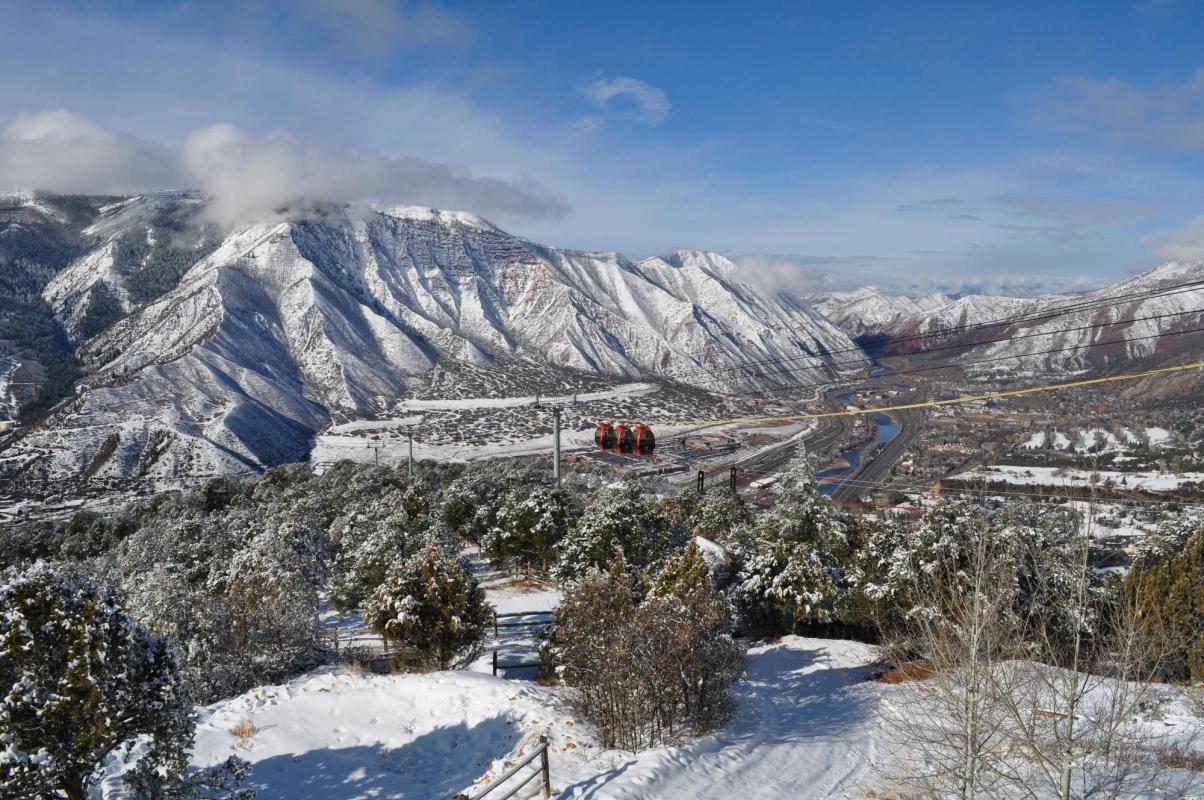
829;404;924;501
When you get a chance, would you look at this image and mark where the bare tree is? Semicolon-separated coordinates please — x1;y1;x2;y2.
883;499;1197;800
880;515;1020;800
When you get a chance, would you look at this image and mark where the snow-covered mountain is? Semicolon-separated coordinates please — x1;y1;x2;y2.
808;287;953;336
821;262;1204;375
0;193;863;484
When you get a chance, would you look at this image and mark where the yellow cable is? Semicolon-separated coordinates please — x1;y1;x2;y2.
602;360;1204;427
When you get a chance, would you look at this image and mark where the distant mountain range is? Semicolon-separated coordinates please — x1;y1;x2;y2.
0;192;861;484
809;261;1204;376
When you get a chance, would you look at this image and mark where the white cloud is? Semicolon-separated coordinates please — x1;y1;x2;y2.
0;110;181;194
296;0;472;54
1035;68;1204;151
580;76;671;126
0;111;566;225
1144;214;1204;260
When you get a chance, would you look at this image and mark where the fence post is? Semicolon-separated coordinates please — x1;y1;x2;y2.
492;649;498;677
539;735;551;799
730;465;737;491
697;469;705;494
493;609;498;638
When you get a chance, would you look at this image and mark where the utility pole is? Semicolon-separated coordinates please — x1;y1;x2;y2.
552;407;562;487
407;427;414;481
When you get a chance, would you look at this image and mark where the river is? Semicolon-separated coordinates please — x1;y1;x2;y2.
817;392;899;495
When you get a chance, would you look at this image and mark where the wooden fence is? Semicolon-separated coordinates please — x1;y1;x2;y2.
455;735;551;800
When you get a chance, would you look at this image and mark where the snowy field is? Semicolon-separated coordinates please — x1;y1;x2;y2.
1019;427;1174;454
957;464;1204;492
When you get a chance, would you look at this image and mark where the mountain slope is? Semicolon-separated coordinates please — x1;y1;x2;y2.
824;263;1204;375
0;196;865;487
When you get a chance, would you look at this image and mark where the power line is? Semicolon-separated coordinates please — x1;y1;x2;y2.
615;356;1204;427
668;276;1204;382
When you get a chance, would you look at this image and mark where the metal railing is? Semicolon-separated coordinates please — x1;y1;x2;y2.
456;735;551;800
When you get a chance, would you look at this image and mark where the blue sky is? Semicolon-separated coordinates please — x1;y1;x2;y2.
3;1;1204;293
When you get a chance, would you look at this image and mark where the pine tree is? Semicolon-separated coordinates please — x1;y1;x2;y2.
731;450;846;632
1124;518;1204;681
556;482;673;582
363;547;491;670
0;564;193;800
482;484;575;572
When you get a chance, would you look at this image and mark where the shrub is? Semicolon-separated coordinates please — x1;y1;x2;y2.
546;547;744;750
363;547;491;670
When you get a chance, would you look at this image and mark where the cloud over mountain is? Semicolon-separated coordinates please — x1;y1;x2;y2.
0;110;567;225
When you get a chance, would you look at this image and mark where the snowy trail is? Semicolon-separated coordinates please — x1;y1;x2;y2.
561;637;881;800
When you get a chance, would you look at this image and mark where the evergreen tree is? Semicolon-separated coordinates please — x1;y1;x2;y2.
364;547;491;670
0;564;192;800
731;450;846;632
482;484;576;572
556;482;673;582
1124;518;1204;681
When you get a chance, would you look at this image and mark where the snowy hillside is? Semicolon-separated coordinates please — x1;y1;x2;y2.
0;194;864;486
816;261;1204;374
809;286;952;336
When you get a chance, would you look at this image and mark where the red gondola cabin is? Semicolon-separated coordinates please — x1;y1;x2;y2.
615;424;635;453
634;424;655;455
594;422;617;449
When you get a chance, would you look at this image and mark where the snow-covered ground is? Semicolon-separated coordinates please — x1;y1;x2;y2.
101;636;884;800
958;465;1204;492
1018;427;1174;454
396;383;659;411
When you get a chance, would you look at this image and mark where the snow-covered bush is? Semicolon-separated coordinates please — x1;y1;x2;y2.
363;546;491;670
882;501;1001;623
481;484;577;572
0;563;192;800
659;488;752;544
555;481;674;582
330;492;426;612
546;547;744;750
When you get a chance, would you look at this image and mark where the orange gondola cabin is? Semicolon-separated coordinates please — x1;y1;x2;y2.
615;424;635;453
594;422;617;450
634;424;655;455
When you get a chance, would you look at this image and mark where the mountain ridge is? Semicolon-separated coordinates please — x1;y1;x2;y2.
0;193;864;486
